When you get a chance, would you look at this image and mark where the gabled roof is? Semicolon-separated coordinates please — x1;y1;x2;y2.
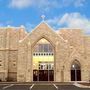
19;21;67;43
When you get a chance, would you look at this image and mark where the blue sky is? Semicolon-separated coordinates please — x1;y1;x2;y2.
0;0;90;34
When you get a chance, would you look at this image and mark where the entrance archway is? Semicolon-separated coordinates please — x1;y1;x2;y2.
33;38;54;81
71;60;81;81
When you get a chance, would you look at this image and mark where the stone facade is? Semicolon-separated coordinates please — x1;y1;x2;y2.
0;21;90;82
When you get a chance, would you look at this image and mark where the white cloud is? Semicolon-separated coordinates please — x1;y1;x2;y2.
9;0;58;10
62;0;86;7
9;0;32;9
47;12;90;34
25;23;35;32
9;0;86;10
0;20;13;27
74;0;86;7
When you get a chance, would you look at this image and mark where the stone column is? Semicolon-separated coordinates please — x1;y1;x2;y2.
26;43;32;82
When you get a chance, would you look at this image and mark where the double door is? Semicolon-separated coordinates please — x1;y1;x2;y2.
33;62;54;81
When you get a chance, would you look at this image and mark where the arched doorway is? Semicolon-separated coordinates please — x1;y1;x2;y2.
71;60;81;81
33;38;54;81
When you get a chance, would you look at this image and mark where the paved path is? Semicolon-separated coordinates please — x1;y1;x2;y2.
0;83;90;90
32;85;56;90
57;85;90;90
0;84;31;90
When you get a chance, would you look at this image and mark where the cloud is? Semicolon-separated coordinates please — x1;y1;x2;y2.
9;0;86;10
9;0;32;9
25;23;35;32
74;0;86;7
0;20;13;27
47;12;90;34
62;0;86;7
9;0;58;10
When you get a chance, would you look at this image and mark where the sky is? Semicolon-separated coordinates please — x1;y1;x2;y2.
0;0;90;34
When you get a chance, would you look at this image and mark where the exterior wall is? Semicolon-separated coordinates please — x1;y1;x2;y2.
57;29;90;82
84;36;90;81
0;28;8;81
0;22;89;82
0;27;27;81
58;29;85;53
17;22;69;82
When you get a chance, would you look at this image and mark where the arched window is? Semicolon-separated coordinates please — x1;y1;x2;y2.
33;38;54;81
71;60;81;81
33;38;53;53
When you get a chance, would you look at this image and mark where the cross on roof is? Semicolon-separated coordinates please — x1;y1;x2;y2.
41;15;45;21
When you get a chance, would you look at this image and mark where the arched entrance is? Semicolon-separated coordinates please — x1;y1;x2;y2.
71;60;81;81
33;38;54;81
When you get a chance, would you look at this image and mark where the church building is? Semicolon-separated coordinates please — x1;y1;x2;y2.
0;20;90;82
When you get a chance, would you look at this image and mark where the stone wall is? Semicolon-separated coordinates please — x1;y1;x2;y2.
0;27;27;81
17;22;70;82
0;22;89;82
